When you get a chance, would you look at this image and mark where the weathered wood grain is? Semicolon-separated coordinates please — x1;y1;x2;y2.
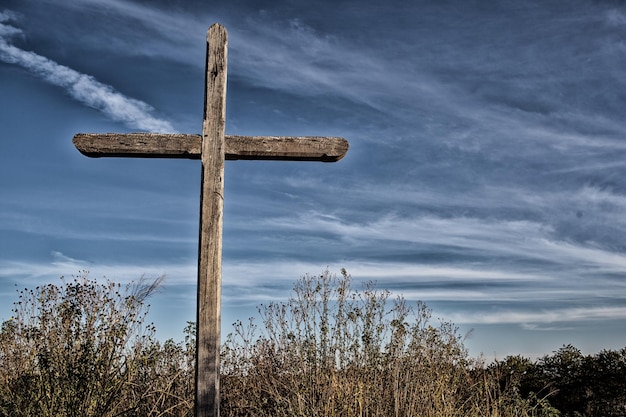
72;133;202;158
226;135;348;162
71;22;349;417
73;133;348;162
196;23;227;417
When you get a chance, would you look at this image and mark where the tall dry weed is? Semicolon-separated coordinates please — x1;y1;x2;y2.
220;269;546;417
0;272;193;417
0;270;557;417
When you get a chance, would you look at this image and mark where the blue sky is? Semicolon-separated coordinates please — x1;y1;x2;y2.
1;0;626;359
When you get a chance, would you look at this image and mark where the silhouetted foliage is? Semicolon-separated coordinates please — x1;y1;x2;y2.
493;345;626;417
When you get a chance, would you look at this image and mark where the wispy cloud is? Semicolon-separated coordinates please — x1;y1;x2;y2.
11;1;626;158
252;210;626;277
4;0;626;357
449;306;626;326
15;0;206;63
0;10;174;132
0;251;194;284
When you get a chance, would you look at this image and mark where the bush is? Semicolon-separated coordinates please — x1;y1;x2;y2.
220;269;545;417
12;269;624;416
0;271;193;417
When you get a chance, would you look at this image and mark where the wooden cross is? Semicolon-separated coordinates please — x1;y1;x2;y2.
72;24;348;417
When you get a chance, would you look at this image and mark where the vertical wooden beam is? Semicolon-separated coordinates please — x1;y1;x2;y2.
196;23;227;417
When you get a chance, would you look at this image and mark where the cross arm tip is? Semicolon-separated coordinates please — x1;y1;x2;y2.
72;133;100;158
318;137;349;162
332;137;349;162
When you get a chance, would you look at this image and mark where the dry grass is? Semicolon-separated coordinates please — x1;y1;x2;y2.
0;270;559;417
220;269;554;417
0;272;193;417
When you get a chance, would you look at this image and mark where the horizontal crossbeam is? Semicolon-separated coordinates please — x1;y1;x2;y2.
73;133;349;162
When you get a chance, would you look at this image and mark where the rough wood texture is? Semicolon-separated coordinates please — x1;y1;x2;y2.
73;133;348;162
196;23;227;417
73;133;202;158
225;135;348;161
71;22;349;417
